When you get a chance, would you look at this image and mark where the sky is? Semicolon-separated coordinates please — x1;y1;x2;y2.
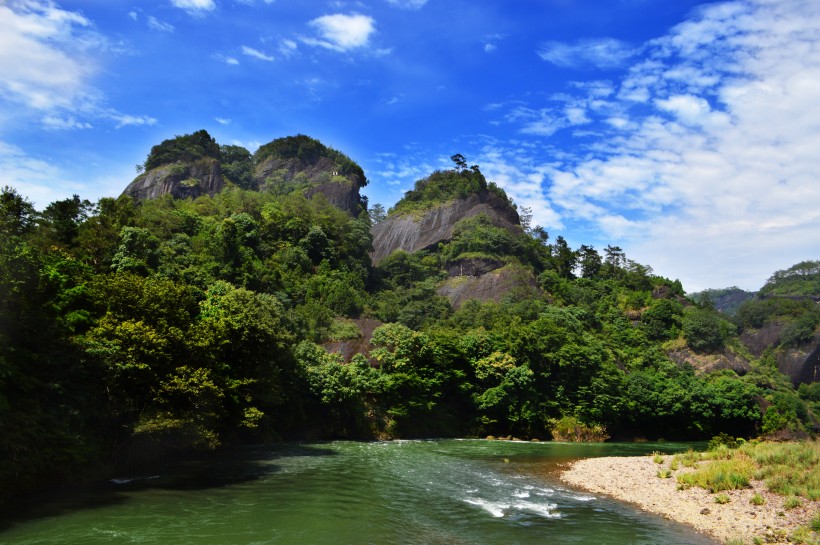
1;0;819;293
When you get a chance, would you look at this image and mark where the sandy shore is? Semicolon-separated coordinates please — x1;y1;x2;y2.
560;455;817;544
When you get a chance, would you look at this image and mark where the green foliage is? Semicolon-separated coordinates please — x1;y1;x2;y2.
683;307;732;351
144;129;221;171
780;309;820;347
389;166;489;216
0;186;37;236
219;144;256;190
677;457;754;492
641;298;683;341
708;432;743;451
714;492;731;504
760;260;820;297
549;416;609;442
254;134;366;184
2;166;817;507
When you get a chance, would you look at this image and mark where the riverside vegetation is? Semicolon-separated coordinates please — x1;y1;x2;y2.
1;131;818;504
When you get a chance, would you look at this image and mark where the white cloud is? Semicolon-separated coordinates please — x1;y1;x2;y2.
214;53;240;65
242;45;274;61
42;115;92;130
0;1;155;131
215;117;231;125
385;0;428;8
304;13;375;52
147;16;174;32
108;113;158;128
0;1;96;111
538;38;635;69
279;38;298;57
484;43;497;53
170;0;216;14
495;0;820;291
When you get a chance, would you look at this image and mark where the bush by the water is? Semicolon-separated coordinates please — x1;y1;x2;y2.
549;416;609;442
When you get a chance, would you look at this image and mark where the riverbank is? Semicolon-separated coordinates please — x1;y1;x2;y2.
560;455;817;544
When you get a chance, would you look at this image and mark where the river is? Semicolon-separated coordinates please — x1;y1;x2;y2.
0;440;718;544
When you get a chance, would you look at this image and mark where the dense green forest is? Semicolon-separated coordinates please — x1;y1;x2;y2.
0;134;817;504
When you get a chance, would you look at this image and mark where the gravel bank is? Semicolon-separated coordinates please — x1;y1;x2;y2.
560;455;817;544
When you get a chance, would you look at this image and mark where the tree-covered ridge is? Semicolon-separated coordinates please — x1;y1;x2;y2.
254;134;366;185
688;286;756;315
129;132;367;214
760;260;820;298
142;129;222;172
388;156;512;216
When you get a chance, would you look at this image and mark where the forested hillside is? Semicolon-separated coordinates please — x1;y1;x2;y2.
0;132;817;504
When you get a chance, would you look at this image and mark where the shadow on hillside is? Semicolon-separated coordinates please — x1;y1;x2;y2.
0;442;338;535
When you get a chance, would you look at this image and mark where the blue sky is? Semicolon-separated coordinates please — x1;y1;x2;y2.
1;0;819;292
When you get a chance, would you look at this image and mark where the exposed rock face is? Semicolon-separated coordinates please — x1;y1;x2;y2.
437;265;540;309
255;155;365;216
666;345;752;375
370;190;520;264
122;158;223;201
740;323;820;385
446;257;504;278
777;338;820;385
322;318;384;362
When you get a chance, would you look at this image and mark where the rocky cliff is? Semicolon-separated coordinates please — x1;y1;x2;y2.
370;190;520;264
121;132;366;217
122;158;224;201
437;264;540;309
255;154;365;216
741;323;820;385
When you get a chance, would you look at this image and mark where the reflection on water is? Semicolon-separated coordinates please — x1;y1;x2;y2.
0;440;717;545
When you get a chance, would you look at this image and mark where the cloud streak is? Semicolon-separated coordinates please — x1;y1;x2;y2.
170;0;216;14
538;38;635;69
242;45;274;61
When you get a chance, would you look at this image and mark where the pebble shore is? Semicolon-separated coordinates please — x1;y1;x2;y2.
560;455;817;544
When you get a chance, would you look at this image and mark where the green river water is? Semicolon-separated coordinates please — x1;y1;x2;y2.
0;440;719;544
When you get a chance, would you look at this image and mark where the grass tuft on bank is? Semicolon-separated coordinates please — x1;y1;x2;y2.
673;440;819;499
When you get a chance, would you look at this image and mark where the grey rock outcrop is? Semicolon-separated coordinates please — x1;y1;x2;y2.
256;155;365;216
370;190;520;264
122;158;223;201
437;265;540;309
740;323;820;385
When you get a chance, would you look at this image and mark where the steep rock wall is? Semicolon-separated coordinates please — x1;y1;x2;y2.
255;155;365;216
437;265;540;309
122;158;223;201
741;324;820;385
370;190;520;264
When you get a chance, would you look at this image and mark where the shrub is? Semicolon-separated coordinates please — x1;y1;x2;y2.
549;416;609;442
784;496;802;509
675;449;703;468
708;432;742;451
677;457;754;492
653;452;664;464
